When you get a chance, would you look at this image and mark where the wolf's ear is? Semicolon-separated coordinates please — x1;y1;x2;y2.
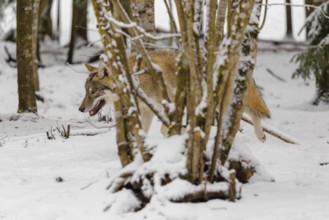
84;64;98;73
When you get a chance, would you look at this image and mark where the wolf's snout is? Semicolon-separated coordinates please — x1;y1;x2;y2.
79;106;85;112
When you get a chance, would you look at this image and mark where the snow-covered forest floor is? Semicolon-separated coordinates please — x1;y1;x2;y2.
0;41;329;220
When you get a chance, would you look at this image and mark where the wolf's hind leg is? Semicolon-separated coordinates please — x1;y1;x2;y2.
249;112;266;142
139;102;154;133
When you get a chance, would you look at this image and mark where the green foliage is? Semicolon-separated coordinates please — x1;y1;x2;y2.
292;2;329;81
292;42;329;81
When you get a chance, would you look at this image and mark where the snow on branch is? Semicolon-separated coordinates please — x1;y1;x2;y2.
319;34;329;47
305;2;329;39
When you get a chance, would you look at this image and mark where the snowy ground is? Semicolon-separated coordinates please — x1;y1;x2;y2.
1;40;329;220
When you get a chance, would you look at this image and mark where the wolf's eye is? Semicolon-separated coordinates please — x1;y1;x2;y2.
88;88;97;96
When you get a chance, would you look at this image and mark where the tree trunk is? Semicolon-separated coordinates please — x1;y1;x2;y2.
314;66;329;105
39;0;53;41
221;0;260;163
75;0;88;41
67;0;88;63
209;0;256;182
17;0;37;113
285;0;294;40
91;0;152;165
56;0;61;42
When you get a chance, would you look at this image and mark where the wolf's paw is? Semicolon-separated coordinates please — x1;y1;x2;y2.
255;129;266;142
258;133;266;142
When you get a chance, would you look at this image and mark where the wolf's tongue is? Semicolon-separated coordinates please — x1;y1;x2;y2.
89;101;100;116
89;109;96;116
89;100;105;117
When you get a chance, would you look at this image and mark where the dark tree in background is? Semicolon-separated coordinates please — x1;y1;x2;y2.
16;0;37;113
39;0;54;41
285;0;293;40
67;0;88;63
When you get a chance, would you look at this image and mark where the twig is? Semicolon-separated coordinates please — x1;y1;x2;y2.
70;129;109;136
4;46;16;67
104;14;181;41
66;62;90;74
47;124;71;139
241;115;299;144
81;180;98;190
46;126;56;140
266;68;286;82
260;3;329;19
259;0;268;30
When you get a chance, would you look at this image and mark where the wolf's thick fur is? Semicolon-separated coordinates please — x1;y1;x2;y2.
79;51;270;141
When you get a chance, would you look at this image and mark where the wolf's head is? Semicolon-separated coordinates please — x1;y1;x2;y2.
79;61;118;116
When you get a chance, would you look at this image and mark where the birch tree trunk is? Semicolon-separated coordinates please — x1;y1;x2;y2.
17;0;37;113
209;0;256;182
91;0;151;166
220;1;263;180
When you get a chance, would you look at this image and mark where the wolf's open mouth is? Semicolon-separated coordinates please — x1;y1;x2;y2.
89;99;106;116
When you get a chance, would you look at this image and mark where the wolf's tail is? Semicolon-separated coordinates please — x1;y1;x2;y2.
246;79;271;119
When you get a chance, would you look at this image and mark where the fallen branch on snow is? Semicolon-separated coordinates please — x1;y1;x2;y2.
266;68;286;82
242;114;300;145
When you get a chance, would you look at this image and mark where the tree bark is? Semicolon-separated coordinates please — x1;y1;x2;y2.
17;0;37;113
220;0;260;165
314;66;329;105
32;0;41;91
216;0;227;47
